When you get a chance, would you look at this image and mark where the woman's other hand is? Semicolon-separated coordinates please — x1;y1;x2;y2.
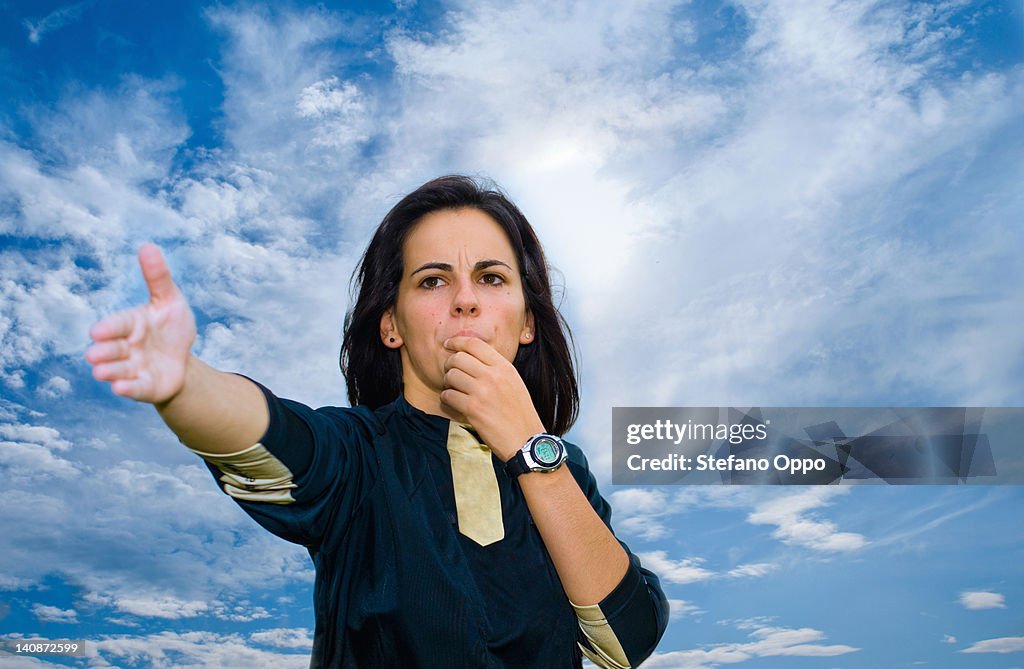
441;336;545;460
86;243;196;405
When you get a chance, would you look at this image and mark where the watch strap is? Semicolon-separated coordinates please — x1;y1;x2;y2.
504;451;531;478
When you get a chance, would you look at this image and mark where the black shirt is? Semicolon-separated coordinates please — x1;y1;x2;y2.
195;386;668;668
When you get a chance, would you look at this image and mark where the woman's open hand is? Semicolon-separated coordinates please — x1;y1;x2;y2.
440;336;546;461
86;244;196;404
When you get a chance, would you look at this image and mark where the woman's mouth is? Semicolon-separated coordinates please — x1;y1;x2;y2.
451;328;486;340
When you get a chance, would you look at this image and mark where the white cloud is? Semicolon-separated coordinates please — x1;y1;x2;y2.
0;654;64;668
644;623;859;668
34;77;191;185
613;487;864;572
959;591;1006;610
726;563;777;579
250;627;314;649
296;77;361;117
37;376;71;399
610;488;755;535
23;2;89;44
30;604;78;623
609;489;701;542
210;601;272;622
0;421;80;483
942;634;957;644
609;488;675;517
295;77;371;148
631;551;777;587
105;594;210;620
0;253;105;385
618;516;671;542
961;636;1024;654
747;488;867;552
90;631;311;668
871;489;999;549
638;551;716;585
747;626;859;657
0;423;72;452
102;616;142;628
204;5;376;171
667;599;703;620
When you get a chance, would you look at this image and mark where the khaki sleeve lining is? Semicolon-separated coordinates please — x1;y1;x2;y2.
572;600;631;669
189;443;297;504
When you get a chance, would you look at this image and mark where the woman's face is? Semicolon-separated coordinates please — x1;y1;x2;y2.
381;207;534;412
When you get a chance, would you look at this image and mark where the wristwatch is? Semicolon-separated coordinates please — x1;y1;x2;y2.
504;434;567;478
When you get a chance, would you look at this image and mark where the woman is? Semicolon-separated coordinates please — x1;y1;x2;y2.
86;175;668;668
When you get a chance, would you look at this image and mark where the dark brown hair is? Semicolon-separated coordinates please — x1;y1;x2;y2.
340;175;579;435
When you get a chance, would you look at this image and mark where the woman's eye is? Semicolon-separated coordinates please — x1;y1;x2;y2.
420;276;446;289
480;274;504;286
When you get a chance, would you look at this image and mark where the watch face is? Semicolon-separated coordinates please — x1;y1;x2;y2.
532;438;560;465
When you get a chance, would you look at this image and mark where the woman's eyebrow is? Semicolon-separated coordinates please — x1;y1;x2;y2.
475;259;513;272
410;259;513;277
410;262;452;277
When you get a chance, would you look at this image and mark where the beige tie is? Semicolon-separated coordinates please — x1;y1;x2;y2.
446;422;504;546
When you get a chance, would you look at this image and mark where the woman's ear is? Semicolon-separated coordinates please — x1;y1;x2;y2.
380;309;403;349
519;311;535;345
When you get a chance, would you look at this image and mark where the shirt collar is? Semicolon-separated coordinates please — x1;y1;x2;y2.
392;394;452;448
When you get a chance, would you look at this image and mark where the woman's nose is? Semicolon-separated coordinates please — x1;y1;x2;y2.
451;277;479;315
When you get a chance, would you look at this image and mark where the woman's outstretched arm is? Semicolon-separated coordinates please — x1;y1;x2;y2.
85;243;268;454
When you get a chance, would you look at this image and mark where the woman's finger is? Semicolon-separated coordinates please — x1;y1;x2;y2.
443;336;503;364
138;243;179;303
89;309;137;341
111;377;150;400
443;350;488;377
439;387;470;416
85;339;129;365
443;366;476;393
92;359;137;383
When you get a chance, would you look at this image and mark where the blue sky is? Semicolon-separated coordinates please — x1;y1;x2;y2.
1;0;1022;667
